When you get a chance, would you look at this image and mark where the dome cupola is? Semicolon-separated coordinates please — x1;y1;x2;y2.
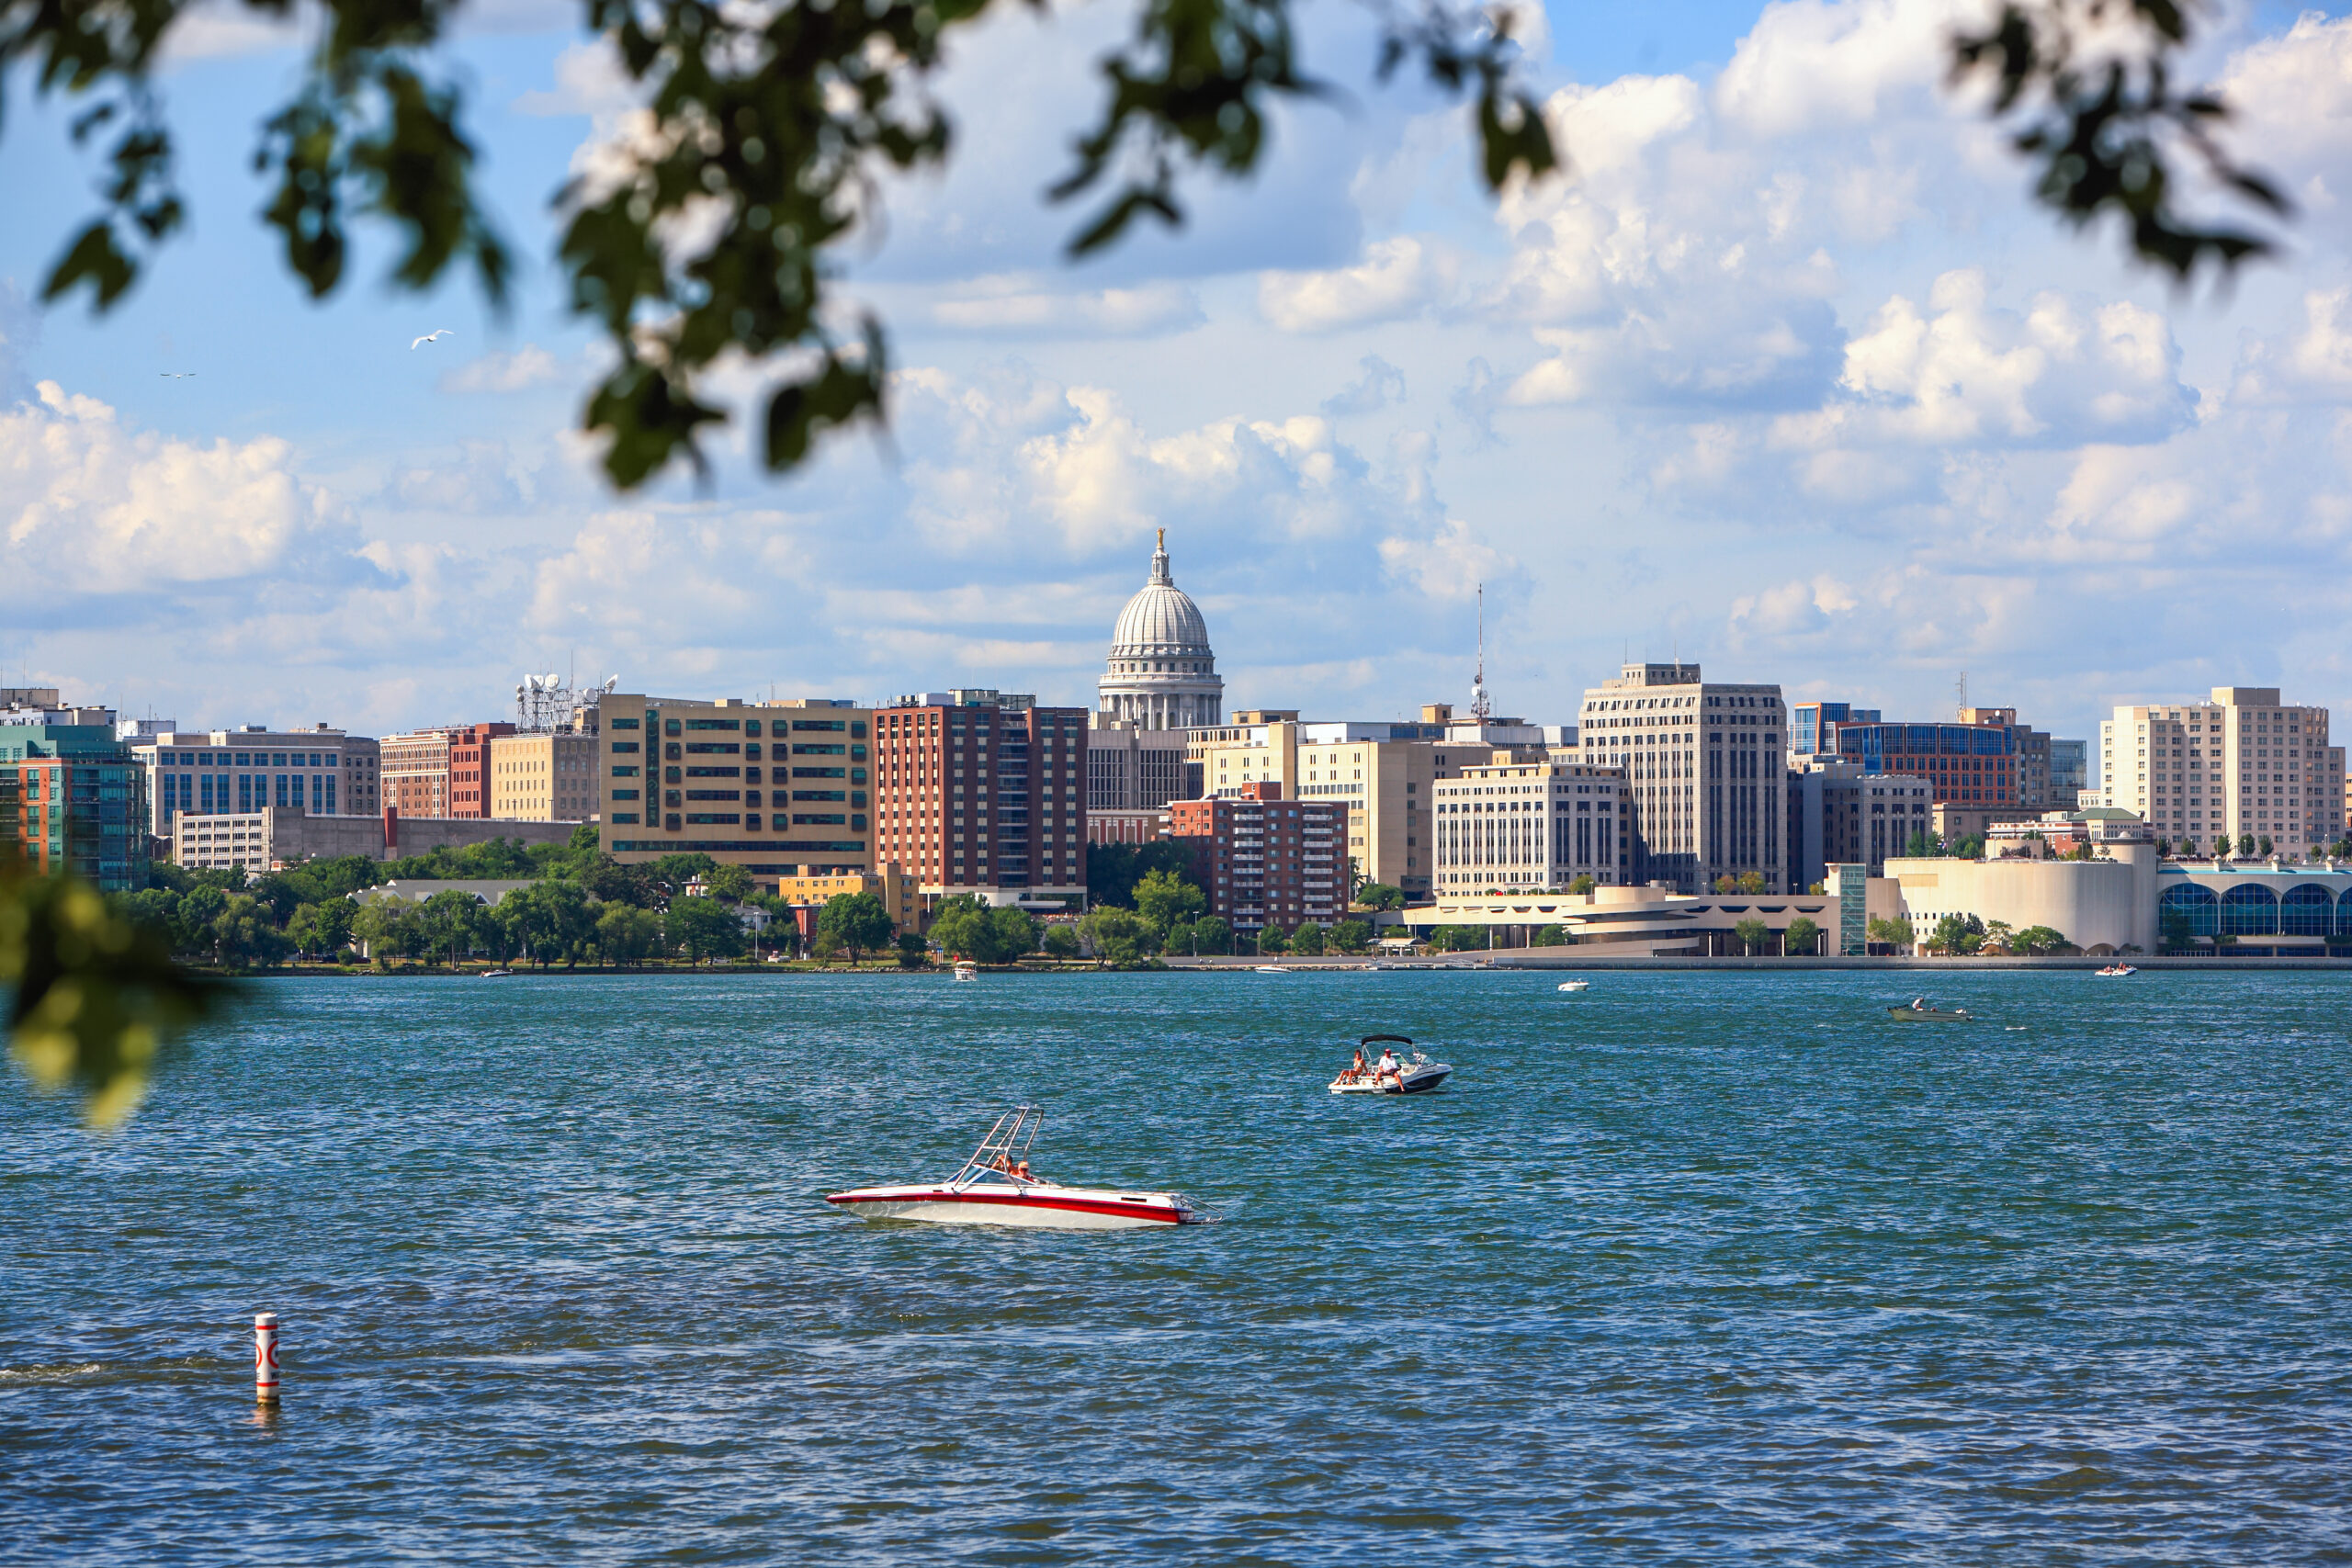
1098;530;1224;731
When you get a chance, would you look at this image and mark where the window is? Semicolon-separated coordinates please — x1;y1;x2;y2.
2280;883;2333;936
2220;884;2278;936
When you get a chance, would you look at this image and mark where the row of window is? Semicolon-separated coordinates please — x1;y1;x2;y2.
160;773;337;814
2160;882;2352;936
612;715;869;738
154;750;344;768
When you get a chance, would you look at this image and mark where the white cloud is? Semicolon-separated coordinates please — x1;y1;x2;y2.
1727;574;1861;639
1259;236;1458;333
2217;13;2352;176
159;0;307;62
1323;355;1408;416
1771;269;2191;454
2233;288;2352;404
1377;515;1510;602
1;381;362;597
514;40;637;118
440;345;565;394
1713;0;1983;139
927;279;1203;337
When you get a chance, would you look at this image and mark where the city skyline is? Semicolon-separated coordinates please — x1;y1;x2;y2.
9;3;2352;748
9;524;2323;767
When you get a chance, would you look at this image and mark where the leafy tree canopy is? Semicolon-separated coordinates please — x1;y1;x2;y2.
1086;840;1198;910
665;894;746;963
816;890;895;963
1077;905;1156;967
1133;867;1205;935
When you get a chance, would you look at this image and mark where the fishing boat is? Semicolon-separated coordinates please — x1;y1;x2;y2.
826;1107;1207;1230
1329;1034;1453;1094
1556;979;1589;992
1885;1000;1974;1022
951;960;978;983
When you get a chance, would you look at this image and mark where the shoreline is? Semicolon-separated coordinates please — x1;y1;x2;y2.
207;954;2352;976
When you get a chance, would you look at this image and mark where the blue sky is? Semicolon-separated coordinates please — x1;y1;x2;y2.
7;0;2352;757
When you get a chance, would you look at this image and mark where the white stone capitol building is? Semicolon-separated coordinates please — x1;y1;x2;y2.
1097;530;1223;730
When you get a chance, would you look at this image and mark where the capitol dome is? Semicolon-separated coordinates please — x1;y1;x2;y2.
1099;530;1224;731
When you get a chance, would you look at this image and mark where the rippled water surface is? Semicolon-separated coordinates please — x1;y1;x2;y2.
6;969;2352;1564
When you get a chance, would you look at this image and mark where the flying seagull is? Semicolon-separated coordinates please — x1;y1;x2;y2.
411;329;455;349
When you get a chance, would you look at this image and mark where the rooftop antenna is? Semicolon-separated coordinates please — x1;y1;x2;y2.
1957;671;1969;717
1470;584;1492;724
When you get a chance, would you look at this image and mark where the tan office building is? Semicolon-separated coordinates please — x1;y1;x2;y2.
1191;710;1487;899
2100;688;2346;851
1577;661;1788;893
596;694;875;877
1433;753;1626;891
489;730;602;821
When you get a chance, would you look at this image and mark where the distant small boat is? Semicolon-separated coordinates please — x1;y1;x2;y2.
481;968;514;978
1556;979;1589;992
2094;964;2138;976
952;960;978;983
1886;1002;1973;1022
1254;964;1287;974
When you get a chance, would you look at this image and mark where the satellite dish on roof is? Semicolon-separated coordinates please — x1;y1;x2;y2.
546;672;561;687
605;675;620;692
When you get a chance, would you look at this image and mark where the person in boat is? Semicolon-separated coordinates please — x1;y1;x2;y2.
1911;998;1928;1011
1012;1159;1034;1184
1342;1045;1369;1084
1374;1045;1403;1088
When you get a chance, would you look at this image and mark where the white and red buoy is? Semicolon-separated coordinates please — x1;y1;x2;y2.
254;1313;280;1403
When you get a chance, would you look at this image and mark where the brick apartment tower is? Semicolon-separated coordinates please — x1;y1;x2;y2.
872;702;1090;899
1166;782;1350;934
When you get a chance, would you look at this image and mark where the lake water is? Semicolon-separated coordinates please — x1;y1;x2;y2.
6;970;2351;1564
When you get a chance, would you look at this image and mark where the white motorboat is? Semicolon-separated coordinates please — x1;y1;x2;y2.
1329;1034;1453;1095
1254;964;1287;974
2094;964;2138;976
826;1107;1208;1230
481;968;514;978
951;960;978;982
1556;979;1589;992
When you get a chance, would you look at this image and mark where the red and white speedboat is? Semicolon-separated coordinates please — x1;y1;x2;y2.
826;1107;1209;1231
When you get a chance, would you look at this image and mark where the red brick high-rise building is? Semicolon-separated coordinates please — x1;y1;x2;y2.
871;696;1088;903
446;723;515;818
1167;783;1350;935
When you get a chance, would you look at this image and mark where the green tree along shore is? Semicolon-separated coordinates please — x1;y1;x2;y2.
100;827;861;973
